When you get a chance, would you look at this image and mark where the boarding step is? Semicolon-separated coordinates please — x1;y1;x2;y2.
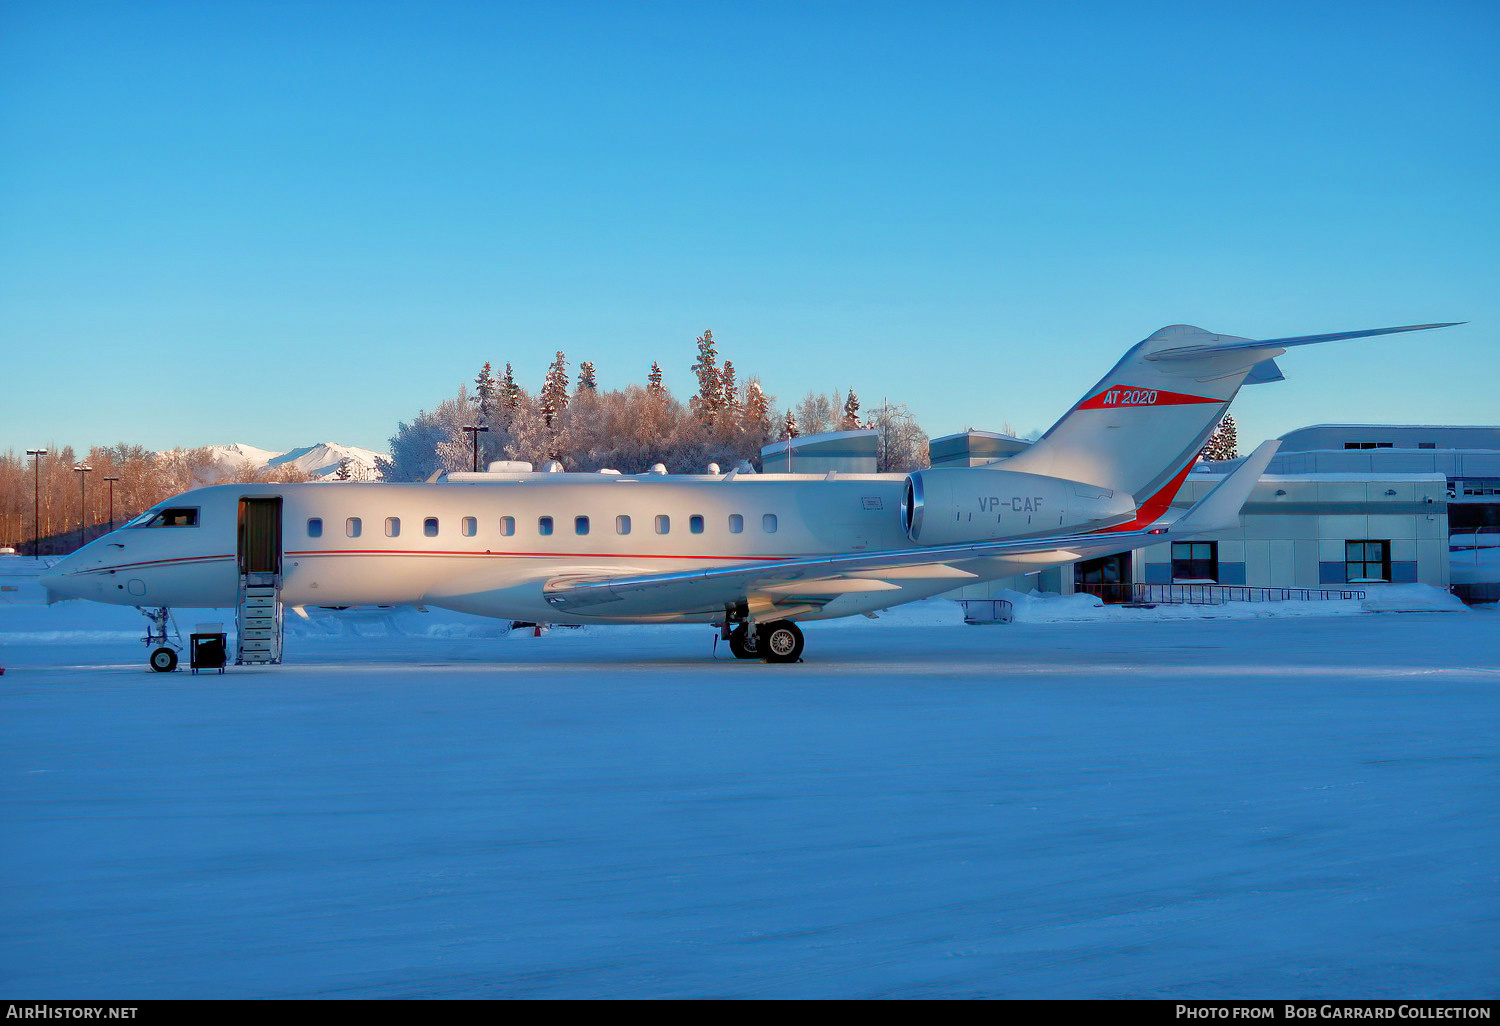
235;581;283;665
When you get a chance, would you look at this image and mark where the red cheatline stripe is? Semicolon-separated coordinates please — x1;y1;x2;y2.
71;554;235;575
285;549;789;561
1094;459;1198;533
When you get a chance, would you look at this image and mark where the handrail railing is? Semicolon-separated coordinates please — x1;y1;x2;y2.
1077;583;1366;605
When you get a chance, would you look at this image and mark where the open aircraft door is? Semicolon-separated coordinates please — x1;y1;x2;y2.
236;497;283;665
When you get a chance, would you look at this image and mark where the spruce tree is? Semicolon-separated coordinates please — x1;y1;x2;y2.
783;410;800;439
472;361;498;421
499;363;521;425
744;379;772;438
690;329;722;425
577;361;597;394
648;361;664;395
1199;412;1240;461
840;389;862;430
540;351;570;426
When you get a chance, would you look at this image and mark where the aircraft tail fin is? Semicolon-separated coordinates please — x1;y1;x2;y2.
998;322;1457;507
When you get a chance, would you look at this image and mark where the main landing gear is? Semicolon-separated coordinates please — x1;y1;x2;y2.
139;605;182;672
727;620;804;663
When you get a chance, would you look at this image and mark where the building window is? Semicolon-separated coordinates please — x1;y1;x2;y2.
307;518;323;538
500;516;515;537
346;517;361;538
461;517;477;537
655;515;670;535
689;514;704;534
1418;442;1436;449
424;517;439;538
1345;540;1391;582
1171;541;1218;582
1344;441;1394;450
728;514;743;534
763;513;778;533
616;515;631;535
385;517;400;538
539;516;554;536
575;516;589;536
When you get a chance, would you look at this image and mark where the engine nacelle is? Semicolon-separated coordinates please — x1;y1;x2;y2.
900;467;1135;545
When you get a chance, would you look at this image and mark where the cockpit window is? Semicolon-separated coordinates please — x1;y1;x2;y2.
130;506;199;528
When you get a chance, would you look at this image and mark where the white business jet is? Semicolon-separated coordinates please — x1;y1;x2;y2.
41;321;1457;666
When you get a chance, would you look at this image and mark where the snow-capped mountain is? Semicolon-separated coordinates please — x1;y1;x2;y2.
202;442;388;482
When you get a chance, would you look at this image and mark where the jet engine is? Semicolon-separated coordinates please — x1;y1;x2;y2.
900;467;1134;545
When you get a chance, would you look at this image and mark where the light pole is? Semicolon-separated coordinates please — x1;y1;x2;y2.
104;476;122;533
25;449;46;559
462;425;489;473
74;464;93;547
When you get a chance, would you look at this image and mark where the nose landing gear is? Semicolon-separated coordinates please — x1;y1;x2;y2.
138;605;183;672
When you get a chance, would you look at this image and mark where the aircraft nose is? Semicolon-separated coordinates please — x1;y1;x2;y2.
39;556;80;604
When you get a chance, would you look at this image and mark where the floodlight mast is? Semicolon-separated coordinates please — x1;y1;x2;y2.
25;449;47;558
74;465;93;546
462;425;490;473
104;476;122;533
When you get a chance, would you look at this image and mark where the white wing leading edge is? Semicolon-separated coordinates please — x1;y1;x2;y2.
542;442;1281;618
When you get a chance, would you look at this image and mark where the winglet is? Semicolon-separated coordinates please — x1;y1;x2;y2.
1167;440;1280;535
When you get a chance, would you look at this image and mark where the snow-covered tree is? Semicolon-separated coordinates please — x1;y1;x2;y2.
782;410;800;439
333;457;353;481
840;389;862;430
743;378;772;440
1199;412;1239;461
378;386;477;481
472;361;498;421
499;362;522;423
648;361;664;395
540;351;570;426
689;330;722;425
793;391;839;436
576;360;597;395
865;399;930;473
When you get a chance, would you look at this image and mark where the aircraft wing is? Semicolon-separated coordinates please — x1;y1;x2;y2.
543;442;1279;617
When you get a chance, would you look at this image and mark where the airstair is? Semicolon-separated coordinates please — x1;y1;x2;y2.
235;574;283;665
235;495;285;666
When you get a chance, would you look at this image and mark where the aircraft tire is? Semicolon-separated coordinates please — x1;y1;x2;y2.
758;621;804;663
728;624;760;660
149;647;178;673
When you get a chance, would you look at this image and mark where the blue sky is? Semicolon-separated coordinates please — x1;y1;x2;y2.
2;0;1495;455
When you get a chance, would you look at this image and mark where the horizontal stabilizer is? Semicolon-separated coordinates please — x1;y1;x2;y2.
1244;357;1284;385
1147;322;1462;361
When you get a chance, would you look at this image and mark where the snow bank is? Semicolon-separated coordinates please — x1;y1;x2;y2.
987;583;1467;624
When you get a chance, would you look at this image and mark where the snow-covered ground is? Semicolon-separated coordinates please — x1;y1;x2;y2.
2;571;1497;997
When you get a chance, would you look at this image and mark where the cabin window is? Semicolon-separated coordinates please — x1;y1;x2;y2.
575;516;590;536
500;516;515;536
346;517;361;538
461;517;477;537
616;515;631;535
728;514;743;534
539;516;554;536
307;518;323;538
424;517;439;537
655;515;670;535
385;517;400;538
689;514;704;534
762;513;778;533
